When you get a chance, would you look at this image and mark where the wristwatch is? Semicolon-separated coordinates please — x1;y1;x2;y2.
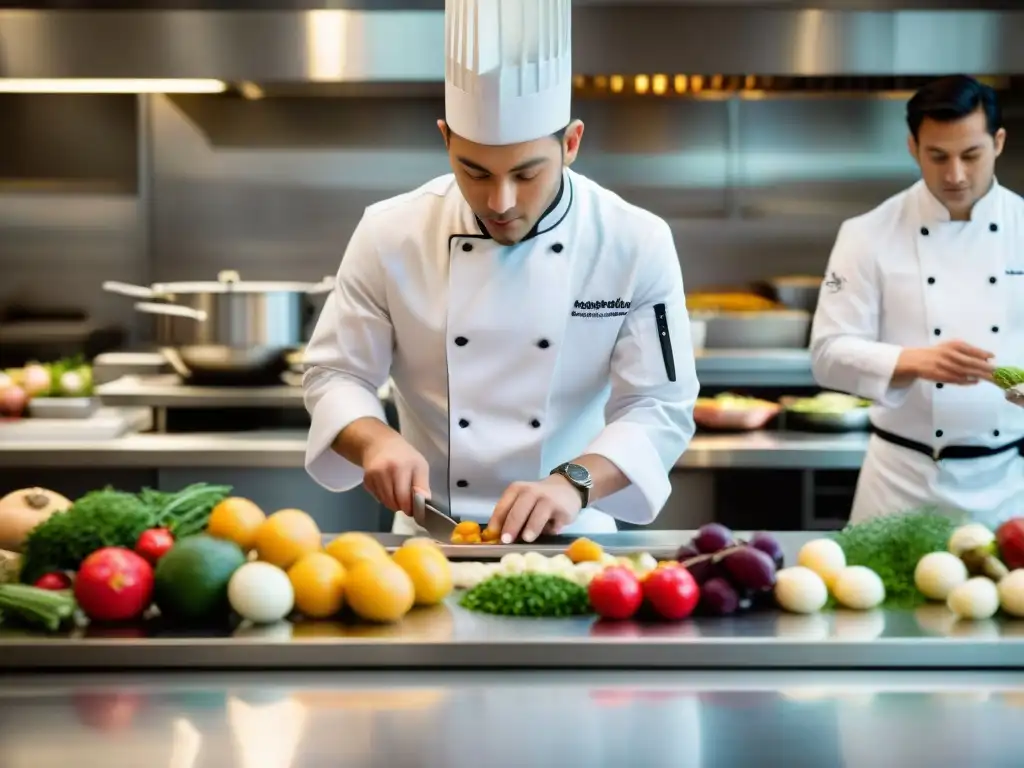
550;462;593;508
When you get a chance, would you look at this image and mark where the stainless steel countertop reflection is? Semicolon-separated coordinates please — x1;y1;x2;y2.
2;600;1022;671
1;669;1022;768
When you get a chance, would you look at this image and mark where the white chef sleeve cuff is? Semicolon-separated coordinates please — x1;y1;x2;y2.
857;341;912;409
585;420;672;525
305;384;386;492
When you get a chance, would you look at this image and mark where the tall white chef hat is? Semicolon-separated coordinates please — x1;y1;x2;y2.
445;0;573;146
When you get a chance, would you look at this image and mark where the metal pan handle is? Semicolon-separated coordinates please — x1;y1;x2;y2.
134;301;207;322
103;280;160;300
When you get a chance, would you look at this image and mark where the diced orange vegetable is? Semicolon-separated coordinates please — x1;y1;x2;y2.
566;537;604;564
481;527;501;544
450;521;482;545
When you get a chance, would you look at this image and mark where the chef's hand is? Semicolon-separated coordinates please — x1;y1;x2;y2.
360;433;431;517
902;340;995;385
488;476;583;544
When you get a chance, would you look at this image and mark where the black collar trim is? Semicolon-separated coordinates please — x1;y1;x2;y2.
448;172;574;247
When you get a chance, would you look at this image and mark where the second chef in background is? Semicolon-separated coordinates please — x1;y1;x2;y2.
811;75;1024;526
302;0;699;542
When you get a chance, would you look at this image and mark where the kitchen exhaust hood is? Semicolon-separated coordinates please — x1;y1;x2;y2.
2;2;1024;84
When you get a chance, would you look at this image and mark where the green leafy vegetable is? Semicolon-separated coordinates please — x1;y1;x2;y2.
993;366;1024;390
0;584;77;632
19;483;231;583
831;508;965;609
460;573;592;617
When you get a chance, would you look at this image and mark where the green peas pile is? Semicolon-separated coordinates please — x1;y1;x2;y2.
459;573;592;617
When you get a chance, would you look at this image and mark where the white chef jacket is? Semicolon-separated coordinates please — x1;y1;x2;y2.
303;169;699;533
811;179;1024;526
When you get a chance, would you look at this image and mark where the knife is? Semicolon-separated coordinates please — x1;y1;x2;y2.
412;491;459;541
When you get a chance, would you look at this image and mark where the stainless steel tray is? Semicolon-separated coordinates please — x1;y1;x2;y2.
364;532;687;560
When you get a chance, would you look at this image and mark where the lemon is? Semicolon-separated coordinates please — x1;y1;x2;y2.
287;552;346;619
254;509;322;569
325;532;389;570
346;559;415;623
392;545;453;606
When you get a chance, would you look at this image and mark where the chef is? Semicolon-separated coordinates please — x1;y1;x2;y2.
810;74;1024;526
302;0;699;542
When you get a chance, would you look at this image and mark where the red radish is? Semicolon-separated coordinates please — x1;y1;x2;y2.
135;528;174;565
588;566;643;620
74;547;154;622
642;565;700;620
34;572;72;591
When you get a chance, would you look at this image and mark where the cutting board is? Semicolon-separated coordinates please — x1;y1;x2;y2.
0;407;153;441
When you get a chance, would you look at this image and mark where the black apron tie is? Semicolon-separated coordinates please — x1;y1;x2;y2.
871;424;1024;461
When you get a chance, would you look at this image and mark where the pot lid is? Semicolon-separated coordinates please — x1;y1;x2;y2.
150;270;332;295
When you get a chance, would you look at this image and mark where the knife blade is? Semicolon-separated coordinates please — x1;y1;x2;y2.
412;492;458;541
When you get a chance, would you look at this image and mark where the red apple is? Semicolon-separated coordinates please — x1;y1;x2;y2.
997;518;1024;570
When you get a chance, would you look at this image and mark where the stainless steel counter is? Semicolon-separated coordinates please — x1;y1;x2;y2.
1;531;1021;672
2;669;1022;767
0;429;869;470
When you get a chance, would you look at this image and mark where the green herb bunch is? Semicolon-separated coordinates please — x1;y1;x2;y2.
19;483;231;583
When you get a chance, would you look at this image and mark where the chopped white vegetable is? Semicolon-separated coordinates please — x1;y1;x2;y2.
632;552;658;574
997;569;1024;618
914;551;969;601
773;566;828;614
599;553;618;567
831;566;886;610
571;561;604;587
523;551;551;574
796;539;846;587
947;576;1000;620
947;523;995;557
499;553;527;575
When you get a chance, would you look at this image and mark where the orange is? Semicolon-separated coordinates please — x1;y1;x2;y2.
254;509;322;569
566;537;604;564
325;532;389;570
205;497;266;551
287;552;346;619
345;559;415;623
392;545;453;606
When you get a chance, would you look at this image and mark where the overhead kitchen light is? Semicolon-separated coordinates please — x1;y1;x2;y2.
0;79;227;94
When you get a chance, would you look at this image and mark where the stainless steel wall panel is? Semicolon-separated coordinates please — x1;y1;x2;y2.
2;8;1024;81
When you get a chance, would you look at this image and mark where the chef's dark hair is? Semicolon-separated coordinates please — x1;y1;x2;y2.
444;123;568;144
906;75;1002;140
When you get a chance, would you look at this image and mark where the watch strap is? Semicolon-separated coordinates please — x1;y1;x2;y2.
551;462;591;508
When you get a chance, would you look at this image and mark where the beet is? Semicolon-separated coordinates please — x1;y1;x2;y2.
749;532;785;570
700;577;740;615
684;557;722;585
676;544;700;561
693;523;734;554
721;546;777;592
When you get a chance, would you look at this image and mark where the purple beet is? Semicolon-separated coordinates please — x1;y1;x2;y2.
700;578;740;616
721;547;777;592
693;523;734;554
676;544;700;561
749;532;785;570
684;557;722;585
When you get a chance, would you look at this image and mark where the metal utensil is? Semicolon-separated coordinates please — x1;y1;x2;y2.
412;492;459;541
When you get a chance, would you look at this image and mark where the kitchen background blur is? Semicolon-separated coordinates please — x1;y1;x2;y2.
3;0;1024;532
